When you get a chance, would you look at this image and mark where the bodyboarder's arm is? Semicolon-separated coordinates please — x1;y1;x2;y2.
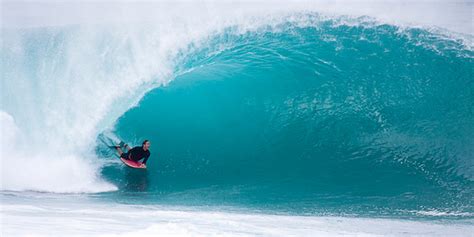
142;153;150;165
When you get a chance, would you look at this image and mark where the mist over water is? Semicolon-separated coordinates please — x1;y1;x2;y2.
3;1;473;35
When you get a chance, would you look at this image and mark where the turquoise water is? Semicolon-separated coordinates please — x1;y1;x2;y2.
95;20;473;217
1;8;474;236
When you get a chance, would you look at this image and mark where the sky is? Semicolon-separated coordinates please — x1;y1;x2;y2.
1;1;473;35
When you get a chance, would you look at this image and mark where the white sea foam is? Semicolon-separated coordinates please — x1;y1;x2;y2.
414;210;473;217
1;195;473;237
0;111;116;193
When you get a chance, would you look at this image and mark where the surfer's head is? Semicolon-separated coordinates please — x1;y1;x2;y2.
142;140;150;150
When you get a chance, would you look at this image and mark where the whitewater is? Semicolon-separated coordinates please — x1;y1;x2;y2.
1;1;473;236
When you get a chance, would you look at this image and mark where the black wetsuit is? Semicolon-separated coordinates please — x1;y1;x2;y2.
121;146;150;164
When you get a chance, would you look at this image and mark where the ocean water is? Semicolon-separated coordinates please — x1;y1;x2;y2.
1;1;473;236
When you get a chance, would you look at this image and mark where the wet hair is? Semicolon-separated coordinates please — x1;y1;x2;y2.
142;140;149;146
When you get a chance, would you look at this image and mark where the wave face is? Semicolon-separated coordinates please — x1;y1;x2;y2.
101;19;473;215
1;8;473;216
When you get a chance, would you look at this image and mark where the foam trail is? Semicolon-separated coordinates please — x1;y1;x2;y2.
1;195;473;236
